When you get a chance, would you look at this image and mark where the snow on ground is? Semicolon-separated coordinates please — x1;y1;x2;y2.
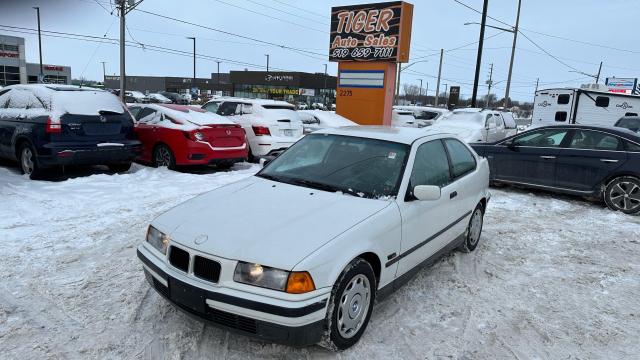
0;163;638;359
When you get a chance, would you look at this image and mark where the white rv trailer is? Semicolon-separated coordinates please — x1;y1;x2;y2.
532;84;640;127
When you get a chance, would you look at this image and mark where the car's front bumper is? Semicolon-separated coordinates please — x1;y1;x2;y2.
137;247;327;346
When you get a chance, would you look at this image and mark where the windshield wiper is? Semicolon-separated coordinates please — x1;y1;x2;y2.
291;179;363;197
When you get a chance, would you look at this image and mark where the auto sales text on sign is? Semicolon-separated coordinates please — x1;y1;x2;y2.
329;1;413;62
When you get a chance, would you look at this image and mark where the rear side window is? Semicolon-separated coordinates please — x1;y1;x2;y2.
626;141;640;152
557;94;570;104
595;96;610;108
568;130;621;151
555;111;567;122
410;140;451;188
444;139;476;178
502;114;517;129
202;102;220;113
136;108;156;122
217;102;240;116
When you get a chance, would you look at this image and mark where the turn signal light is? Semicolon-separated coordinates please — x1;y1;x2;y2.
252;126;271;136
286;271;316;294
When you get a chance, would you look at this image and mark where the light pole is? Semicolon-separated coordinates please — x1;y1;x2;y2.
187;37;196;97
33;7;43;83
216;61;221;95
418;79;423;105
323;64;328;106
265;54;270;72
443;83;448;106
395;59;428;104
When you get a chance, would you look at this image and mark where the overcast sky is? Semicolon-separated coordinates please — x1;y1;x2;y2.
1;0;639;101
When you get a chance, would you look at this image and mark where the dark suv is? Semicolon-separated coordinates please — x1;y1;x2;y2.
0;84;141;179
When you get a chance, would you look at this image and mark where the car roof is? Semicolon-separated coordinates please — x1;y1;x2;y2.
530;124;640;142
315;126;449;145
3;84;104;92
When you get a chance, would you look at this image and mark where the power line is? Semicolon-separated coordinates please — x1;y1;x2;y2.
244;0;329;27
517;30;582;73
271;0;326;19
209;0;325;34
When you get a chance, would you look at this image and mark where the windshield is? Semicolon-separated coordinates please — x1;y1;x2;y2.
258;134;409;199
442;112;484;125
617;118;640;133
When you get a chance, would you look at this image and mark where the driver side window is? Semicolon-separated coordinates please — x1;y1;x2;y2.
513;129;568;147
409;140;451;189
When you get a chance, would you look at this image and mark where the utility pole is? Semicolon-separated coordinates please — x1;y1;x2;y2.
33;7;43;83
216;61;221;95
265;54;270;72
503;0;521;108
188;37;196;97
443;83;448;106
486;63;494;108
425;82;429;104
418;79;423;105
395;63;401;105
435;48;443;106
101;61;107;83
118;0;126;101
323;64;328;106
532;77;539;106
595;61;603;84
471;0;489;108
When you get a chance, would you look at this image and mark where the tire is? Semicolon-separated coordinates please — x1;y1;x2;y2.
247;146;256;163
108;162;132;173
322;258;376;351
604;176;640;215
216;161;234;170
459;203;485;253
18;142;45;180
153;144;176;169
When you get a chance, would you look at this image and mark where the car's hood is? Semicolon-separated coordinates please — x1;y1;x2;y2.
152;177;391;270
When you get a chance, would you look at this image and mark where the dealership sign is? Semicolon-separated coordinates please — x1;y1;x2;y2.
0;51;19;58
606;77;638;95
329;1;413;62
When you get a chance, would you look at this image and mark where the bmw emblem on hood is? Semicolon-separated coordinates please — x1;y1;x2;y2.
194;234;208;245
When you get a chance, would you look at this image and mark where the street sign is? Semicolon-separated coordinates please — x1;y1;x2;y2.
448;86;460;108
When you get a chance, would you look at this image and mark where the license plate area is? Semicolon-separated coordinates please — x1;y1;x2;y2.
281;129;293;137
170;278;206;313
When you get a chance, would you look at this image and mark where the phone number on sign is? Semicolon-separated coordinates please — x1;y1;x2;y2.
331;47;395;59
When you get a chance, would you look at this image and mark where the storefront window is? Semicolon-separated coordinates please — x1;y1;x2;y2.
0;66;21;86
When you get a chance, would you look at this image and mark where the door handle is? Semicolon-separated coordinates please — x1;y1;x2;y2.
600;159;619;163
540;155;556;159
450;191;458;199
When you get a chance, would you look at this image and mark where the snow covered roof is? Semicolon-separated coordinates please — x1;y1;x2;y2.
316;126;447;144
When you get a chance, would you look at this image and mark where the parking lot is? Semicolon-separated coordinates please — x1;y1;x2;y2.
1;164;638;359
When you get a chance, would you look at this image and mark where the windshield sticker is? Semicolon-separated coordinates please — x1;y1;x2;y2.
388;152;397;159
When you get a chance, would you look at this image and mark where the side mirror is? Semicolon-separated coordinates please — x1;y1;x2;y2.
413;185;441;201
506;139;517;148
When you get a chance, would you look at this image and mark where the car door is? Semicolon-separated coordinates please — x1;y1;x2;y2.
555;129;627;192
134;107;158;160
395;139;462;276
482;114;494;142
492;127;570;187
443;138;481;216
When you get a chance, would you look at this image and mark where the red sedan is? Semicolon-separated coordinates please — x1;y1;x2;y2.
128;104;248;169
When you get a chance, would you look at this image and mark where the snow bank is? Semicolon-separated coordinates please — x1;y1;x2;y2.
0;165;638;358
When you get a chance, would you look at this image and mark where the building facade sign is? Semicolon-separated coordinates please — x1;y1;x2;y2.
329;1;413;62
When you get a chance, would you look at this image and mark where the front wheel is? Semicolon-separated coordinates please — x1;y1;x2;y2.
459;203;484;253
108;162;132;173
604;177;640;215
322;258;376;351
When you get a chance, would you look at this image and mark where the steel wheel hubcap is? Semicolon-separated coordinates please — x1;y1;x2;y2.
337;274;370;339
609;181;640;211
155;147;171;167
21;148;34;174
469;209;483;246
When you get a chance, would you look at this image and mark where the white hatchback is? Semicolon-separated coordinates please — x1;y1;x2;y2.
137;126;490;349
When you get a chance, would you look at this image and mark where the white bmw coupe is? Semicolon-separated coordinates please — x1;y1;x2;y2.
137;126;490;350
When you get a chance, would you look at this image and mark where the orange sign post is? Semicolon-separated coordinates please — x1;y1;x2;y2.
330;1;414;125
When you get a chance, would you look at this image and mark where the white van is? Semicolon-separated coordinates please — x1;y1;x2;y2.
216;99;304;160
532;85;640;127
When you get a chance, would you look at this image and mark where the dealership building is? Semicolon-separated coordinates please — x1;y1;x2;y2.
104;70;337;105
0;34;72;86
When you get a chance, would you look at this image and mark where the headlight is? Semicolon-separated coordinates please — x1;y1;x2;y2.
233;262;315;294
146;225;170;255
194;132;205;141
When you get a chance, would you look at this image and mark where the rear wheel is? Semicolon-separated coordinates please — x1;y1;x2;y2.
604;177;640;215
108;162;132;173
18;142;44;180
153;144;176;169
459;203;484;253
322;258;376;351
